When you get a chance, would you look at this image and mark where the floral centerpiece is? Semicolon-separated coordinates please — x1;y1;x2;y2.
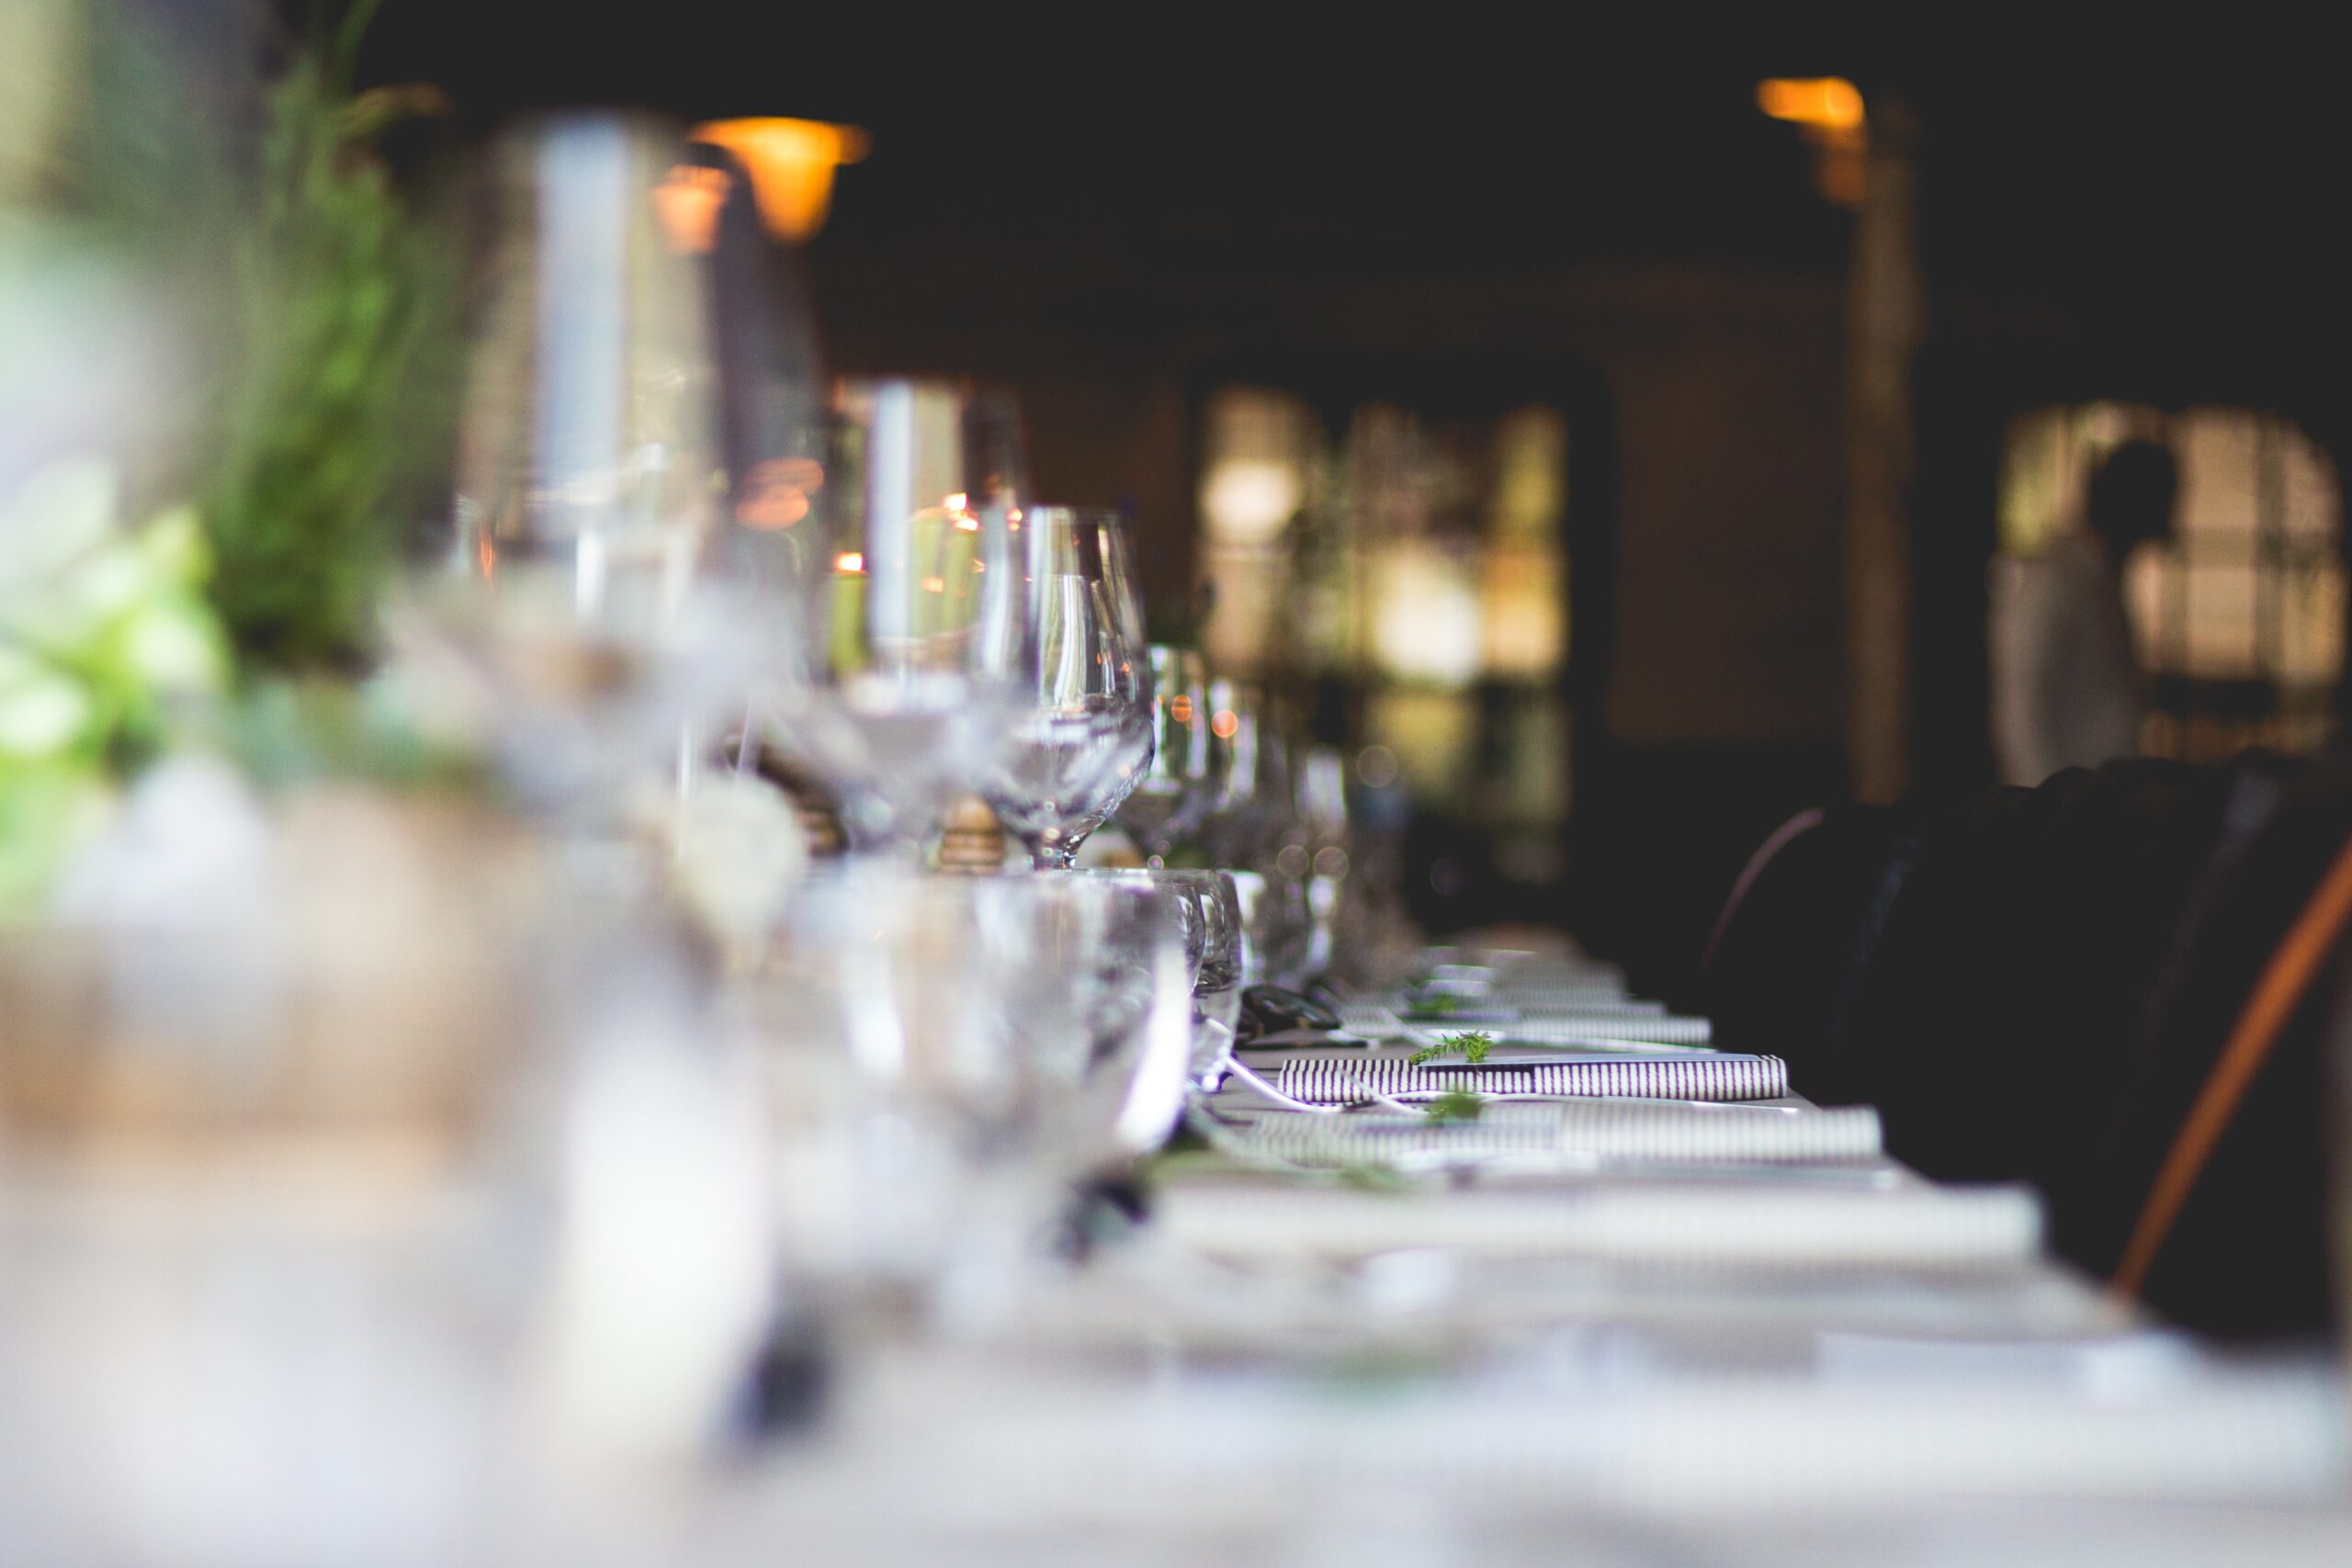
0;0;505;1137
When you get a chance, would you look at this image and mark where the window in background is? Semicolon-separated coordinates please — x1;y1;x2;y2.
1195;386;1574;906
1196;386;1317;676
1995;404;2345;760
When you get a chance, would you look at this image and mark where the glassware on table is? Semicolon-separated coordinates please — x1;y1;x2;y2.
751;867;1187;1325
1198;681;1313;984
1295;742;1351;980
980;507;1155;870
1113;644;1213;866
422;113;759;815
0;805;758;1557
766;378;1030;855
1198;678;1290;866
1079;867;1245;1087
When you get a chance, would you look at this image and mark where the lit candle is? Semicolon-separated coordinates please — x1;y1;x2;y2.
830;551;866;673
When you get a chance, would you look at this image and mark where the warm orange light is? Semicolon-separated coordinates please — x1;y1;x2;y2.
1758;78;1868;209
952;514;980;533
1756;77;1864;131
1211;708;1239;739
692;118;871;243
654;164;732;254
1169;695;1193;724
835;551;865;574
922;575;946;593
944;492;968;512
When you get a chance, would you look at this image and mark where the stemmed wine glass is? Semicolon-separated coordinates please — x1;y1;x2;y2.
755;867;1189;1322
1197;679;1314;984
422;112;760;816
767;378;1030;854
982;508;1155;870
1114;645;1213;865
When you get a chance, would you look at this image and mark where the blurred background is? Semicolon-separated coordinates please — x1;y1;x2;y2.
327;11;2352;992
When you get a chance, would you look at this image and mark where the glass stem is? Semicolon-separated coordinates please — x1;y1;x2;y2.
1031;830;1083;872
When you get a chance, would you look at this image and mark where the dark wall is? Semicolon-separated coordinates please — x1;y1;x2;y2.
799;247;1854;992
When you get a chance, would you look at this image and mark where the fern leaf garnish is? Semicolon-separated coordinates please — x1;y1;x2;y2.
1407;1030;1495;1067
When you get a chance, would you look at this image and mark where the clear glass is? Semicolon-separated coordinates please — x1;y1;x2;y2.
1195;682;1317;984
767;378;1031;855
982;508;1155;870
1197;677;1292;867
1295;742;1351;980
1077;867;1244;1087
418;113;761;815
1114;645;1213;864
752;867;1188;1325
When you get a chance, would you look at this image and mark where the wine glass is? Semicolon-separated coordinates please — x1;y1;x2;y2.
1114;645;1213;865
1196;681;1317;984
1078;866;1245;1086
981;508;1155;870
1295;742;1351;980
418;113;757;815
753;867;1186;1324
766;378;1030;855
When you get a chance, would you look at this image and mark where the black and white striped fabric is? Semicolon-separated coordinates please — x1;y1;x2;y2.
1275;1053;1788;1104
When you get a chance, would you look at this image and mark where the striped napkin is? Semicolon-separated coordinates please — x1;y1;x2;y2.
1275;1052;1786;1104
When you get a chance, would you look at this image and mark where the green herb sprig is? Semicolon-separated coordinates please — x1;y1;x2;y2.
1408;1030;1494;1067
203;0;458;674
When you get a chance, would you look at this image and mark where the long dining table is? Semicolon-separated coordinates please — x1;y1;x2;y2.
681;940;2352;1564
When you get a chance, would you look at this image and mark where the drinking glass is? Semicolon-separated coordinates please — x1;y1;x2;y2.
981;508;1155;869
1295;741;1351;976
1195;681;1314;982
1197;677;1290;867
752;868;1186;1323
766;378;1030;854
423;113;758;814
1079;867;1245;1086
1114;644;1213;865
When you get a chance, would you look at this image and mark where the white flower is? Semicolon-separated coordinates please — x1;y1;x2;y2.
668;772;808;963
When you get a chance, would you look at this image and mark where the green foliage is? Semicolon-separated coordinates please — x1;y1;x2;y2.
1408;1030;1493;1067
201;1;458;673
199;674;482;794
0;459;231;912
1422;1089;1485;1123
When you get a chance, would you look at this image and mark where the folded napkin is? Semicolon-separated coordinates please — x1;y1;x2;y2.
1153;1179;2045;1269
1275;1052;1784;1104
1498;1013;1714;1045
1340;1006;1715;1047
1241;1100;1883;1168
